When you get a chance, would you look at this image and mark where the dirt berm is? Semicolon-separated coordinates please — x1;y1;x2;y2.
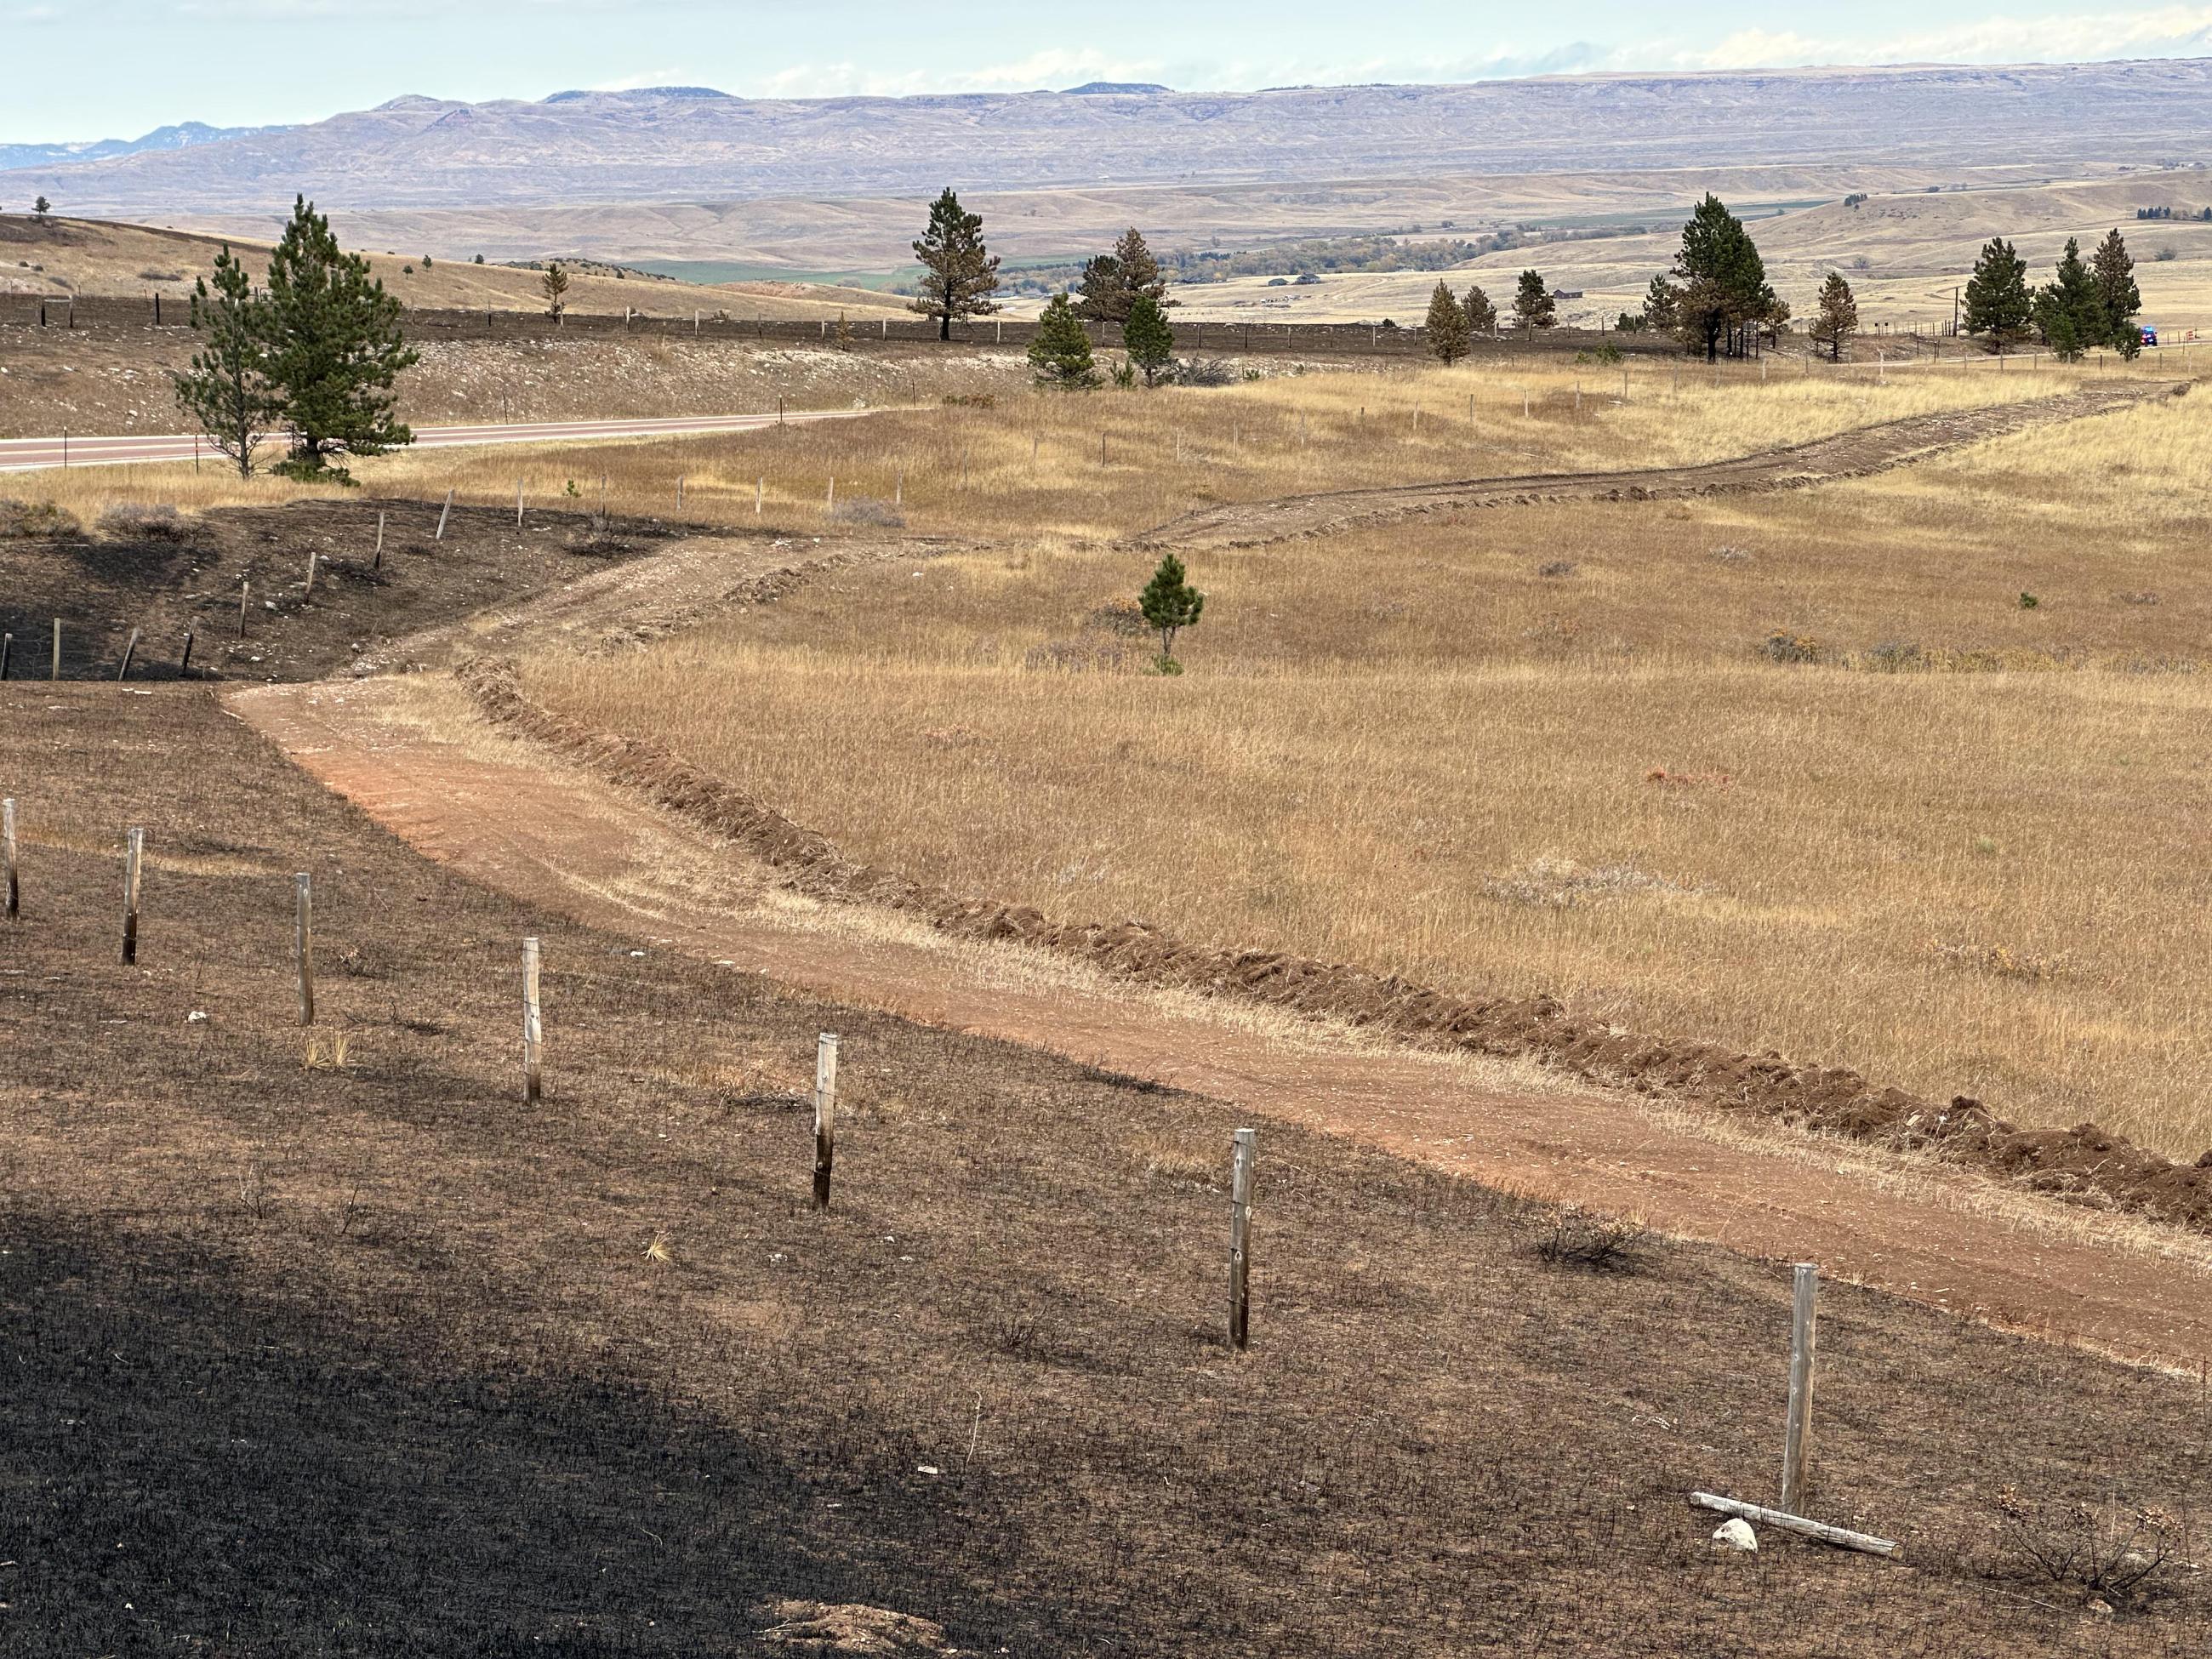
460;657;2212;1235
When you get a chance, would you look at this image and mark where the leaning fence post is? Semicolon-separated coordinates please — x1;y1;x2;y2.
294;873;315;1025
1228;1127;1257;1348
522;936;544;1103
1;631;11;679
435;488;454;541
121;827;144;965
179;631;194;676
3;797;17;919
812;1031;839;1210
1781;1263;1818;1513
116;629;139;681
374;510;386;569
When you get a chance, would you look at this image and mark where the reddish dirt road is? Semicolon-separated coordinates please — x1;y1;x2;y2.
233;672;2212;1370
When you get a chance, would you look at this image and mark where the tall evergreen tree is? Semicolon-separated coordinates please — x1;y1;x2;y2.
2032;237;2099;361
1027;293;1098;389
1123;293;1176;386
169;244;278;477
1425;280;1474;363
1077;227;1172;323
1076;252;1126;322
1809;271;1859;362
910;187;1001;342
541;261;570;319
1963;237;2032;352
1512;270;1556;330
263;196;418;481
1671;194;1773;361
1462;283;1497;336
2089;227;2141;349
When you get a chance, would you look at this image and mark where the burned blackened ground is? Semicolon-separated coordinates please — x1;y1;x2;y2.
2;685;2209;1654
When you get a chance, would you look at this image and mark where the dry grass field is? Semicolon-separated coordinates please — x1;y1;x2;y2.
455;360;2212;1160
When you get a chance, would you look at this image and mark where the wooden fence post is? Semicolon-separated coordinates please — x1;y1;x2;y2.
304;550;316;595
3;797;18;920
521;936;544;1102
117;629;139;681
179;631;193;676
295;872;315;1025
238;580;250;639
825;476;835;512
755;476;764;517
374;510;386;570
1;631;11;679
1781;1263;1818;1513
121;827;144;965
435;488;454;541
50;618;60;681
1228;1127;1257;1348
515;480;524;528
812;1031;839;1210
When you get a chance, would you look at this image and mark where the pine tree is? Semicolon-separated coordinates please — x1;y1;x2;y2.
1672;194;1772;361
2089;227;2141;350
169;244;278;477
1963;237;2032;352
263;196;419;481
911;187;1001;342
1512;270;1556;330
1114;226;1170;308
1138;553;1205;669
1640;273;1682;333
1123;293;1176;386
1462;284;1497;336
1027;293;1098;389
2032;238;2098;361
1076;228;1171;323
1809;271;1859;362
541;261;569;320
32;196;50;219
1425;280;1474;363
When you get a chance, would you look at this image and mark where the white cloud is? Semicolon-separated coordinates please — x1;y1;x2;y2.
1684;8;2212;70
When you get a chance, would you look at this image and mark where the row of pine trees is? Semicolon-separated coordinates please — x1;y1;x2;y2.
1964;230;2142;357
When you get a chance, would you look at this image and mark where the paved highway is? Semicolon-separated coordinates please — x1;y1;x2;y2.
0;408;874;474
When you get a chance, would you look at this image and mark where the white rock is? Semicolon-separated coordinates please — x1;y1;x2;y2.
1711;1518;1758;1552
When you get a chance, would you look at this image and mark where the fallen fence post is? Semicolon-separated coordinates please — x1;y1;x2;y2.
3;797;17;919
1782;1263;1818;1513
1689;1493;1896;1558
295;873;315;1025
121;827;144;965
522;936;544;1103
1228;1126;1257;1348
812;1031;839;1210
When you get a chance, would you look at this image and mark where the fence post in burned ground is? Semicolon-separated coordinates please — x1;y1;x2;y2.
117;629;139;681
374;511;386;570
121;827;144;965
286;872;315;1024
238;579;250;639
756;476;764;518
179;631;193;676
3;798;18;920
436;489;454;542
515;481;524;528
1227;1127;1257;1348
812;1031;839;1210
1780;1263;1818;1513
304;550;316;596
522;936;544;1103
51;619;60;681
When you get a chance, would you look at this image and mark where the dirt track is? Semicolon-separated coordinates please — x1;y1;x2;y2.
208;376;2212;1371
1136;379;2186;551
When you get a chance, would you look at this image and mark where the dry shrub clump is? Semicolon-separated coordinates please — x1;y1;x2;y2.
1527;1206;1648;1270
94;502;193;542
0;499;81;539
1987;1489;2184;1606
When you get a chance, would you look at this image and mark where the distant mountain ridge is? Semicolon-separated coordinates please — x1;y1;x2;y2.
5;62;2210;217
0;120;293;174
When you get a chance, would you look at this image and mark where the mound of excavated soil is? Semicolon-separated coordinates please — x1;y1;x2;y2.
460;658;2212;1236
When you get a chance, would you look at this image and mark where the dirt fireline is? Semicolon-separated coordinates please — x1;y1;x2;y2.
228;377;2212;1370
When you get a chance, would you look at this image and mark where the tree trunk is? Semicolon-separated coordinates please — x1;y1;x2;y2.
939;307;951;343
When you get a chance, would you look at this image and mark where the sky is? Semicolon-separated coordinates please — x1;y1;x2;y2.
4;0;2212;142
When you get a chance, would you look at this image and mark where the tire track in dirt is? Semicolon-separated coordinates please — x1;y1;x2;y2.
1133;381;2186;553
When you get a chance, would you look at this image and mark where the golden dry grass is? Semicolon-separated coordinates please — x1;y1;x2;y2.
7;351;2135;541
512;376;2212;1159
